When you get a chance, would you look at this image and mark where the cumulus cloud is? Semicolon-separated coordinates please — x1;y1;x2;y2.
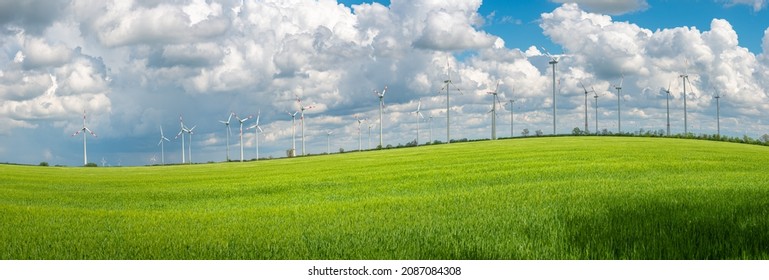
0;1;768;165
0;0;69;34
550;0;649;15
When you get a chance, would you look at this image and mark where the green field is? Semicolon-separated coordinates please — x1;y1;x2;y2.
1;136;768;259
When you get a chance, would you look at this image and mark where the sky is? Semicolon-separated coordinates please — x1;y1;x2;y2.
1;0;768;166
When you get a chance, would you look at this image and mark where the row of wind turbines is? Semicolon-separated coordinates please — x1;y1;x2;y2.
538;49;725;140
72;51;728;166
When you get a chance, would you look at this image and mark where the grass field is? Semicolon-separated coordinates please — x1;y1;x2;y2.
1;136;768;260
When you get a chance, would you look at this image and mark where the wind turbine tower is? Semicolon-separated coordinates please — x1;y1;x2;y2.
367;120;375;149
413;99;424;144
594;90;599;134
219;112;234;161
247;111;263;161
235;113;252;162
487;81;501;140
175;115;187;164
439;60;463;143
158;125;170;165
542;48;559;135
614;75;624;133
354;115;363;151
714;88;721;137
680;73;690;134
72;110;97;166
297;97;315;156
287;111;299;156
580;82;595;133
374;86;387;148
664;82;672;136
186;124;196;164
507;99;515;138
326;131;333;154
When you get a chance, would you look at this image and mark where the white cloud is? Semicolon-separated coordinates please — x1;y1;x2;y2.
725;0;768;11
550;0;649;15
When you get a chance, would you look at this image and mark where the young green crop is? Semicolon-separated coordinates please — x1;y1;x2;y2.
1;137;768;259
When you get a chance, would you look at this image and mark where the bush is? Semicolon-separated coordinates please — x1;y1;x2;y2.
39;162;49;166
85;163;98;167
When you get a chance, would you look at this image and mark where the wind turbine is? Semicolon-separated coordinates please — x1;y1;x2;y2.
234;113;252;162
664;81;672;136
413;99;425;144
72;110;97;166
367;120;375;149
614;75;624;133
428;113;445;144
296;96;315;156
175;115;188;164
101;157;106;167
681;60;691;134
594;88;599;134
325;131;333;154
580;82;596;133
219;112;234;161
439;59;463;143
186;124;196;164
247;110;263;161
714;87;721;137
542;47;559;135
487;80;502;140
158;125;170;165
287;110;299;157
507;99;515;138
374;86;387;148
354;115;363;151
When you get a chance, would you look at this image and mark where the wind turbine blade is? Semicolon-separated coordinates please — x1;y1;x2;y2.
85;127;97;137
382;86;387;96
619;75;624;88
72;129;82;136
256;110;261;126
540;46;551;58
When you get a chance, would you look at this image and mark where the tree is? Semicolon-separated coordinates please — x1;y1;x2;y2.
760;134;769;143
572;127;582;135
535;129;544;136
521;128;530;137
39;162;49;166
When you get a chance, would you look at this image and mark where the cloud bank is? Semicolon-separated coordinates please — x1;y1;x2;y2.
0;0;767;165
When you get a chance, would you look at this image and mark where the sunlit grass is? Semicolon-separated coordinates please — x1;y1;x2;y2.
1;137;768;259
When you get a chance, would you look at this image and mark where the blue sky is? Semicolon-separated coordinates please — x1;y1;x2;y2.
342;0;768;54
1;0;768;166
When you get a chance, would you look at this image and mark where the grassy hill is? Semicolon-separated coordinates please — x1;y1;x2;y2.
1;136;768;259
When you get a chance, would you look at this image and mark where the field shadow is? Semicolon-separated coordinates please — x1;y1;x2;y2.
564;198;769;259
